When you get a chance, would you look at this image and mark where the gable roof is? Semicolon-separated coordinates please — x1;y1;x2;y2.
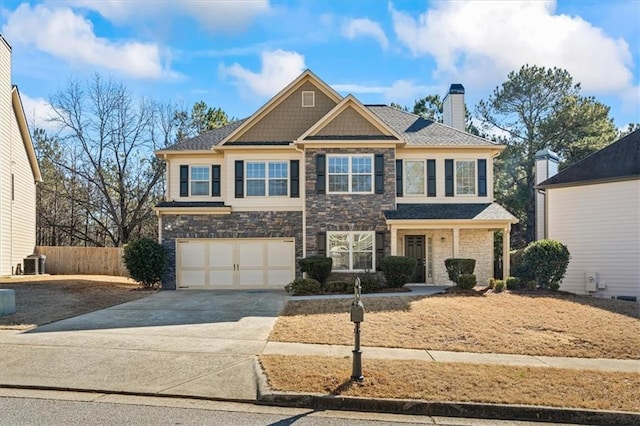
384;203;517;222
158;119;246;152
537;130;640;188
11;86;42;182
367;105;501;147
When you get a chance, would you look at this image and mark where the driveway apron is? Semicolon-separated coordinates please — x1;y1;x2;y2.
0;290;290;400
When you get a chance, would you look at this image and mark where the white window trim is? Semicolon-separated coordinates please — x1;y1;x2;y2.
190;165;210;197
454;159;477;196
245;161;289;197
404;159;426;197
326;154;374;194
327;231;375;272
302;90;315;107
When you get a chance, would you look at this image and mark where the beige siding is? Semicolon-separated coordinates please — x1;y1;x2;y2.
236;81;337;142
166;155;224;202
547;180;640;299
1;39;13;275
316;106;384;136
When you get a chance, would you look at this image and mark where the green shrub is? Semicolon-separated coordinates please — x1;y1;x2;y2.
510;248;531;281
354;272;382;293
379;256;417;288
444;258;476;284
527;280;538;291
299;256;333;286
520;239;570;290
506;276;521;290
284;278;322;295
549;282;560;292
493;280;506;292
326;280;350;293
123;237;167;288
488;278;496;289
457;274;477;290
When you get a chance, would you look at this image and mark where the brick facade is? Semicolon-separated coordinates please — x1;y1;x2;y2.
458;229;494;286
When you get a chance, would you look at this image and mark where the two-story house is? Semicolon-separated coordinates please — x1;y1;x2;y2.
155;70;517;290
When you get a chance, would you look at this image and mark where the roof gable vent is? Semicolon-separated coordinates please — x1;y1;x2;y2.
302;90;315;107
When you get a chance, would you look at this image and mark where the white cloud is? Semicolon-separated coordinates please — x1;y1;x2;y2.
332;80;441;104
64;0;270;33
342;18;389;50
389;0;635;95
20;93;58;131
221;50;306;97
2;4;170;79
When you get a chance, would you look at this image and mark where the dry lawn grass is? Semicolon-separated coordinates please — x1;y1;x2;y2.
0;275;155;329
260;354;640;412
270;291;640;359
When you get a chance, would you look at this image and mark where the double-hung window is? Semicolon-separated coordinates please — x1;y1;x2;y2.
246;161;288;197
328;231;374;271
190;166;210;196
455;160;476;195
404;160;425;196
327;155;372;193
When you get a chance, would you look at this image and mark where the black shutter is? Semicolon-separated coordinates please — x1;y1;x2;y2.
316;154;326;194
374;154;384;194
445;159;454;197
234;160;244;198
478;159;487;197
395;159;403;197
212;165;221;197
179;165;188;197
317;232;327;256
375;231;385;271
427;159;436;197
290;160;300;198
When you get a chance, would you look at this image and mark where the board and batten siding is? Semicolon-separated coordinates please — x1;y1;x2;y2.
547;179;640;300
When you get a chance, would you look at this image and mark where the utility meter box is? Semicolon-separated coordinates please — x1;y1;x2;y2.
350;301;364;323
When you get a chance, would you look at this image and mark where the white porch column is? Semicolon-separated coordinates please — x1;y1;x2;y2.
502;224;511;278
390;226;398;255
452;228;460;258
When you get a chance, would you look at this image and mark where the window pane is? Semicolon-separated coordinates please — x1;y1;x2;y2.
456;161;475;195
191;181;209;196
247;180;265;196
269;162;288;179
351;156;371;173
329;233;349;270
269;179;287;196
329;175;348;192
353;252;373;270
353;233;373;251
191;166;209;181
247;162;265;179
351;175;371;192
405;161;425;195
328;157;348;173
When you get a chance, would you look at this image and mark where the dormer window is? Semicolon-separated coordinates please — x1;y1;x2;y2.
302;91;315;107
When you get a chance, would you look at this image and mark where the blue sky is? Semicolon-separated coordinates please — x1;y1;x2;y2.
1;0;638;132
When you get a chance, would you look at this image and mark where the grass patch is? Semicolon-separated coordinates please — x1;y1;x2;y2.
270;292;640;359
260;354;640;412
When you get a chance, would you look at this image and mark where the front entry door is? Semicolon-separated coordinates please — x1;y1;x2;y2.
405;235;425;283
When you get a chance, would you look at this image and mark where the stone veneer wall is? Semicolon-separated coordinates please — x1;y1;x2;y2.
305;147;396;265
457;229;494;286
160;211;303;289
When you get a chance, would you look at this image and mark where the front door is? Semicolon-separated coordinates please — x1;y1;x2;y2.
405;235;425;283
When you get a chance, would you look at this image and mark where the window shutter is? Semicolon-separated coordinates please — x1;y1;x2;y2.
427;159;436;197
375;231;385;271
317;232;327;256
395;159;403;197
445;159;454;197
212;165;221;197
234;160;244;198
374;154;384;194
179;165;188;197
290;160;300;198
316;154;326;194
478;159;487;197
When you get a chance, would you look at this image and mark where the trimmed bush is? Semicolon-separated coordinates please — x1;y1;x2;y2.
506;276;521;290
284;278;322;295
493;280;506;292
299;256;333;286
379;256;417;288
123;237;167;288
326;280;350;293
354;272;383;293
488;278;496;289
527;280;538;291
444;258;476;284
457;274;477;290
520;239;570;290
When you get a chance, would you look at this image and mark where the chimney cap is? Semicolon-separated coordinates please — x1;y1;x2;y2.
535;148;559;161
448;84;465;94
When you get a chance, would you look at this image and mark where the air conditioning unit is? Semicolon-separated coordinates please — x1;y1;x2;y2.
23;255;39;275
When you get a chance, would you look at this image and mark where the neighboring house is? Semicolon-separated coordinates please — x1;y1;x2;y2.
155;70;517;290
0;35;42;276
536;130;640;301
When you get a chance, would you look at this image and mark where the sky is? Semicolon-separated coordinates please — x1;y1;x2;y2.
1;0;638;133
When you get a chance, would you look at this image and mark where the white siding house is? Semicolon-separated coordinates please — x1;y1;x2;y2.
537;130;640;301
0;35;42;276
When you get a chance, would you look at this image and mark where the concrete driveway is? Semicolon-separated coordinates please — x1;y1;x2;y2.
0;290;289;400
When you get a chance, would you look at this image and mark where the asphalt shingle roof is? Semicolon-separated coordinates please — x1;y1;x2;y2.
537;130;640;188
156;201;227;208
163;119;247;151
384;203;517;221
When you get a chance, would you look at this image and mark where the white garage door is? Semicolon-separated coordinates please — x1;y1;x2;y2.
177;238;295;289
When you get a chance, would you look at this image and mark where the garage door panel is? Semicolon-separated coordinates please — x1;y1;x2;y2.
182;270;206;286
239;242;264;267
238;270;263;286
209;241;234;267
268;242;294;267
210;270;234;287
181;242;206;268
268;269;293;286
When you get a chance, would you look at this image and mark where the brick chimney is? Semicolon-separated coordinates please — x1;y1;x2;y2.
442;83;465;131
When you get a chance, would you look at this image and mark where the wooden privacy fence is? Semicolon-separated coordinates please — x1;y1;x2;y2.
35;246;129;277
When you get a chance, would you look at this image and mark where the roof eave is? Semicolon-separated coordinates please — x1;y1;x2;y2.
11;87;43;183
